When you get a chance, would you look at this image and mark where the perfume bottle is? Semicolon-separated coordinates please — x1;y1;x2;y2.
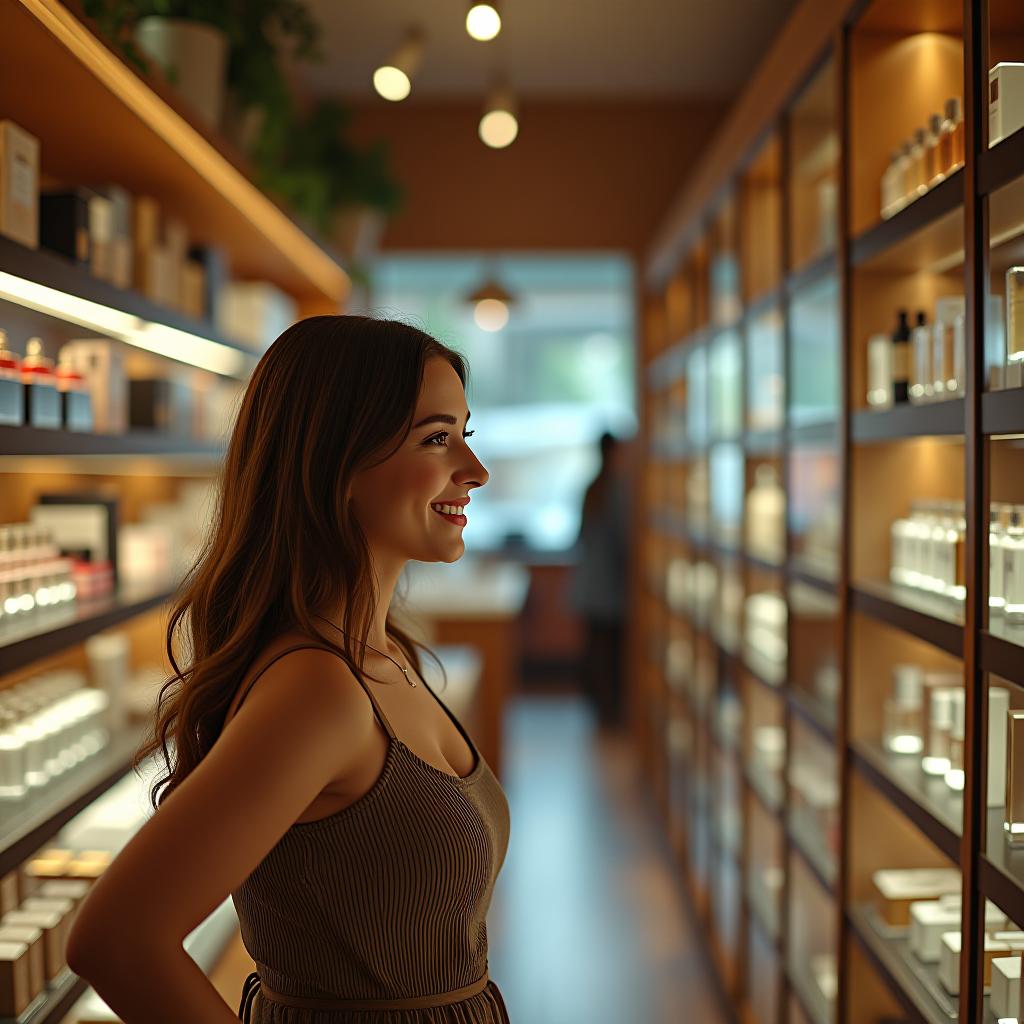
884;665;925;755
892;310;912;404
881;149;902;220
925;113;944;188
909;128;929;200
991;504;1011;616
868;333;893;407
945;689;967;792
746;463;785;563
1004;508;1024;623
945;97;965;170
1007;267;1024;377
891;512;913;586
1006;709;1024;844
923;687;960;777
932;296;965;400
911;310;931;403
943;503;967;603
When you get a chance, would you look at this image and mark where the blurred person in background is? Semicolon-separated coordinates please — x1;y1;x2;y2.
568;430;632;732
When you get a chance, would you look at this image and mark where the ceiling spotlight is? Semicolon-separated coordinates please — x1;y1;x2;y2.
373;26;424;102
466;276;516;332
479;82;518;148
466;3;501;41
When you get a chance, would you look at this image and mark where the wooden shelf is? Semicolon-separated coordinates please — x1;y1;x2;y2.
745;763;783;814
849;739;960;860
850;171;964;271
850;581;964;657
851;400;965;442
2;0;348;309
788;419;839;447
787;559;839;595
846;904;953;1024
745;880;781;949
0;236;256;379
0;724;144;879
787;687;836;743
982;388;1024;436
745;552;785;575
979;127;1024;198
0;578;177;677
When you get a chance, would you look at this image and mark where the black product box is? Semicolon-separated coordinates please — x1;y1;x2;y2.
35;493;119;588
24;380;61;429
187;244;228;323
39;189;94;265
128;377;191;434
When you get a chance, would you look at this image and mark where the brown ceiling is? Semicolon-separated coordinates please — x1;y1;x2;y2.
292;0;801;101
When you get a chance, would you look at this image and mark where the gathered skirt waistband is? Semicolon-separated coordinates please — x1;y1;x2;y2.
238;970;492;1020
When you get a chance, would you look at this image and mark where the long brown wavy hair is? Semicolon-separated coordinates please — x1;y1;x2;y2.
133;314;471;811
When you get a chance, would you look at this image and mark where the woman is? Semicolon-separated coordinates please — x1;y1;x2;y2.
65;316;510;1023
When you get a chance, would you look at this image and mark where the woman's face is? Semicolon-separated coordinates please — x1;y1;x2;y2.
350;357;489;565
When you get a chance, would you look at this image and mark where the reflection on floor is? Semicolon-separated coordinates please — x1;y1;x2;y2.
211;691;726;1024
487;691;725;1024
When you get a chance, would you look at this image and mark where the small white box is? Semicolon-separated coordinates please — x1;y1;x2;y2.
992;955;1022;1019
990;63;1024;146
940;931;962;994
58;339;128;434
216;281;297;353
911;899;1007;962
991;687;1011;806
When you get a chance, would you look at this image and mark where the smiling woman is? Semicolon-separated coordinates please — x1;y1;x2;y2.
63;314;510;1024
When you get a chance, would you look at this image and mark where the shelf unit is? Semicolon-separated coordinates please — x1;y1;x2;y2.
636;1;1024;1023
0;4;351;1020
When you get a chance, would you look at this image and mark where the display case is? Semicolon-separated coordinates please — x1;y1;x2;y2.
637;1;1024;1021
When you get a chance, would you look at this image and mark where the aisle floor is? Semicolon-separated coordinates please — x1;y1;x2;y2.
486;691;726;1024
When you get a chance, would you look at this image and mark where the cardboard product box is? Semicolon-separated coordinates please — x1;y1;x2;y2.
0;940;32;1017
873;868;962;927
0;120;39;249
31;493;119;589
57;339;128;434
1;911;62;981
992;953;1022;1019
0;925;44;1000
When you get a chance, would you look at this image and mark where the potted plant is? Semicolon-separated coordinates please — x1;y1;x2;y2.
82;0;320;136
251;99;404;265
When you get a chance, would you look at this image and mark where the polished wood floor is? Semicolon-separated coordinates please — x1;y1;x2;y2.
211;689;726;1024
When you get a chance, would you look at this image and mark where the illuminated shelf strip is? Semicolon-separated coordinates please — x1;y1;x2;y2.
0;270;253;378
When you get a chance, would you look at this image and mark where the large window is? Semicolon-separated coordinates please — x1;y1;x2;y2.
372;254;637;551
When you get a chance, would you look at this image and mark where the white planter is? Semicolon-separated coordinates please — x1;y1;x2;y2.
134;17;228;128
330;205;386;265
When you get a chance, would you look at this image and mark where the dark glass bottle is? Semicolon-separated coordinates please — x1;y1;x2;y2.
892;309;911;404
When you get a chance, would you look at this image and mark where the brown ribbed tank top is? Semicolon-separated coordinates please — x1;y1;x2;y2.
229;643;512;1023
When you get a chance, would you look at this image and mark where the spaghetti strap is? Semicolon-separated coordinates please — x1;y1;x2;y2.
232;642;398;742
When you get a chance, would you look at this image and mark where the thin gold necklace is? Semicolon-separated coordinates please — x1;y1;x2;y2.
313;613;417;687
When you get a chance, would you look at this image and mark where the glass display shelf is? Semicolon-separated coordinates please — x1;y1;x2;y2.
787;956;835;1024
789;686;837;744
847;903;957;1024
849;738;961;860
746;763;784;814
0;576;179;676
788;802;838;892
983;804;1024;925
851;580;965;658
851;400;965;443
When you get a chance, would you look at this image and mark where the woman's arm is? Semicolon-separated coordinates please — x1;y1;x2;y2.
65;648;375;1023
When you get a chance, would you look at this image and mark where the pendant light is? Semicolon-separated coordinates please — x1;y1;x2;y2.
479;80;518;148
373;26;425;102
466;3;501;41
466;263;516;332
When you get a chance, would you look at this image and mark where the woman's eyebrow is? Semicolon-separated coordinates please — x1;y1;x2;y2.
412;411;471;428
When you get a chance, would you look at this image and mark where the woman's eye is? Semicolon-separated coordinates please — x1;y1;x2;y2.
425;430;475;447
